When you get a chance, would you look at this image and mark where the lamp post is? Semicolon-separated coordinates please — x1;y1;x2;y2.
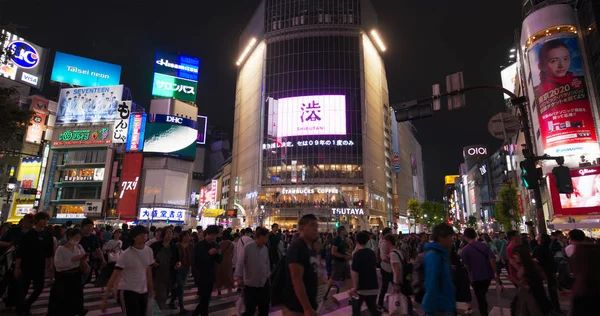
1;176;18;223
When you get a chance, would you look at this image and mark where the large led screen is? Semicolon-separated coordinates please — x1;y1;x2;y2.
143;114;197;160
142;169;189;206
0;30;48;89
51;52;122;87
549;166;600;216
56;85;124;124
274;95;346;138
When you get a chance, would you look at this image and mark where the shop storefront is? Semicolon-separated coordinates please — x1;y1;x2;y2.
135;206;190;226
6;158;42;223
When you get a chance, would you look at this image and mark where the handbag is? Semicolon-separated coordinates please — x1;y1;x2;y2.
147;298;161;316
79;258;91;276
387;292;408;316
236;293;246;315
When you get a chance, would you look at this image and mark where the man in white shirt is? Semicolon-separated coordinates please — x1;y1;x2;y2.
235;227;271;316
565;229;585;258
377;227;393;313
236;228;254;263
101;225;154;315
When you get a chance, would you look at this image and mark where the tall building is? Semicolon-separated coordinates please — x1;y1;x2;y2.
230;0;393;231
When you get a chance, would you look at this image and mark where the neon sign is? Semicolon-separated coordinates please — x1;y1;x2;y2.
53;128;110;146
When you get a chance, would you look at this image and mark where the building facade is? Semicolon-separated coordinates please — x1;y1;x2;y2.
230;0;393;231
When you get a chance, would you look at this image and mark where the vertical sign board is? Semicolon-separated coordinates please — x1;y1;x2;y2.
112;101;131;143
43;152;59;209
211;180;218;203
26;97;49;144
117;153;143;218
152;51;199;103
126;113;147;151
391;117;401;173
196;115;208;144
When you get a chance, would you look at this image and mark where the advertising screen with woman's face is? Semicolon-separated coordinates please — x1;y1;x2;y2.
527;34;599;156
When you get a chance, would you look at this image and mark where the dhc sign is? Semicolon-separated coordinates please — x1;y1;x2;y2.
166;116;183;124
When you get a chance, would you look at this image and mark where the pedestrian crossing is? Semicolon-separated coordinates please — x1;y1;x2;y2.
8;270;517;315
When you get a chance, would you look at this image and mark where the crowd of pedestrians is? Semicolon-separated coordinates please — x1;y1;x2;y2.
1;213;600;315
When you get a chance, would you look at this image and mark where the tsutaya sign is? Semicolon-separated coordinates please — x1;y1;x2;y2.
282;187;339;195
332;208;365;215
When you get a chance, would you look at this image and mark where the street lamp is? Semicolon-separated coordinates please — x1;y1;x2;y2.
1;176;18;223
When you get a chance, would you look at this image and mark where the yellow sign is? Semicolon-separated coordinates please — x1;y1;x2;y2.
203;209;225;218
444;175;459;185
10;159;42;219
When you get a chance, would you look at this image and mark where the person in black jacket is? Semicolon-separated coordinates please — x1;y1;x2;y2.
149;227;181;310
192;225;222;316
533;233;560;312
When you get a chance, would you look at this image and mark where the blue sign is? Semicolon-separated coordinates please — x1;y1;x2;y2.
155;51;199;82
51;52;122;87
138;207;186;221
152;114;198;129
126;113;147;151
9;41;39;69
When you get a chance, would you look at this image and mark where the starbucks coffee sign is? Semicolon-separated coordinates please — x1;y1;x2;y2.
332;208;364;215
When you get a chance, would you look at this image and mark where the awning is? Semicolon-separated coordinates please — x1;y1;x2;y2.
49;218;84;225
5;218;21;224
549;215;600;230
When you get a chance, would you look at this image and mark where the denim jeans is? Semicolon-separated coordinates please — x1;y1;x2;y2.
173;267;190;309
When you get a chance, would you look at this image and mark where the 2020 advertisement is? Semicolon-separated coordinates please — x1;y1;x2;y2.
56;85;124;123
527;35;599;156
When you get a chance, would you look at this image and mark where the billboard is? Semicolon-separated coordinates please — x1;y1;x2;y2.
139;207;186;221
25;97;49;144
112;101;132;144
50;52;121;87
500;62;518;99
126;113;147;151
196;115;207;144
11;158;41;218
275;95;346;138
56;85;124;123
53;127;111;147
526;35;599;156
549;166;600;215
151;73;197;102
152;51;199;103
0;30;48;89
155;51;199;81
117;153;143;219
142;169;189;206
143;114;198;159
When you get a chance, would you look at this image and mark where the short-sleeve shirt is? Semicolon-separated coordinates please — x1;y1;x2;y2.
460;242;495;281
331;236;347;261
389;249;404;284
351;248;379;291
80;234;100;254
284;238;318;312
506;242;516;277
115;246;154;294
0;226;24;254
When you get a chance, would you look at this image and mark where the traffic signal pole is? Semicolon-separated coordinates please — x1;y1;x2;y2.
393;85;548;234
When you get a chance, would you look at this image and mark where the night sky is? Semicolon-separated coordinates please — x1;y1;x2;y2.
2;0;522;200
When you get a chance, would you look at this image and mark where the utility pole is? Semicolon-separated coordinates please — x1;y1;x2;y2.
392;84;548;235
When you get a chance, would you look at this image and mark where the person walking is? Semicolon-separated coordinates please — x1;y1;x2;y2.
570;243;600;315
283;214;319;316
460;228;499;316
511;244;552;315
150;227;181;310
421;223;455;316
215;230;235;296
267;223;284;270
328;226;352;292
533;233;560;312
79;218;106;285
451;245;473;315
101;225;154;316
192;225;222;316
386;234;414;315
170;231;194;313
47;228;88;316
13;212;51;316
96;229;122;288
0;214;34;310
376;227;392;313
235;226;271;316
348;231;380;316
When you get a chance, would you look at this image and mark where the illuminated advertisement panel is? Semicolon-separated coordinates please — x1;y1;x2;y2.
500;62;518;99
25;97;49;144
10;158;41;219
138;207;186;221
112;101;131;144
52;127;111;147
56;85;124;124
275;95;346;138
51;52;121;87
526;35;599;156
151;73;196;102
0;29;48;88
154;51;199;81
549;166;600;215
143;114;197;160
126;113;147;151
117;153;143;219
141;169;189;206
196;115;207;144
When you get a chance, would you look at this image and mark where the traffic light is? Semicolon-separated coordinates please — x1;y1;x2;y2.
334;221;339;228
520;159;540;190
552;165;573;194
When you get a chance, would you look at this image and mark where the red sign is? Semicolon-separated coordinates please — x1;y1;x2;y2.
549;166;600;216
117;153;143;219
526;35;599;155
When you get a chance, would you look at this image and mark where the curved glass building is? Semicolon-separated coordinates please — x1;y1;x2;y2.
230;0;393;231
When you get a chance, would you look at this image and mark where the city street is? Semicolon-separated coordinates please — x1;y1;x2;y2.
4;269;573;316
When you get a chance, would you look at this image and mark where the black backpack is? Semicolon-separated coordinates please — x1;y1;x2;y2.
270;255;287;306
391;250;413;296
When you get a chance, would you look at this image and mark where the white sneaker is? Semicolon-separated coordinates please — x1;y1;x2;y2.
464;308;473;315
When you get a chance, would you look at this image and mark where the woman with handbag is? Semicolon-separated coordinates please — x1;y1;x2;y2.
150;227;181;310
95;229;122;288
215;230;235;296
47;228;89;316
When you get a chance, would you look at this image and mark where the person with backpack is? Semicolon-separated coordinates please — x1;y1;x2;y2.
376;227;392;312
268;223;284;271
385;234;413;315
348;231;380;316
460;228;499;316
328;226;352;291
421;223;455;316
